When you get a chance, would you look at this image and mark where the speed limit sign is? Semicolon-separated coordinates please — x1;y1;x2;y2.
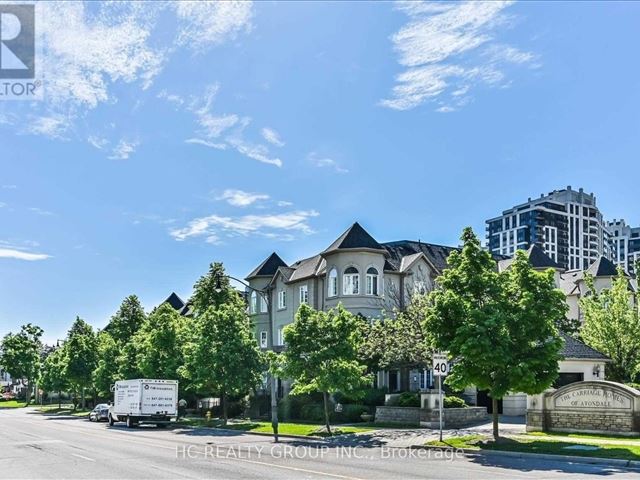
432;354;449;377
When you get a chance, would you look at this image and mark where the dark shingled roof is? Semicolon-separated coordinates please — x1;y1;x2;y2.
586;256;619;277
527;244;561;269
560;333;610;360
382;240;458;273
246;252;288;279
164;292;185;311
499;244;561;272
322;222;386;254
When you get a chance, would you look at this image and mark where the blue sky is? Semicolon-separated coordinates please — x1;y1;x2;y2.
1;1;639;344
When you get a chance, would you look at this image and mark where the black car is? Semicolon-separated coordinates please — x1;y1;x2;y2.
89;404;110;422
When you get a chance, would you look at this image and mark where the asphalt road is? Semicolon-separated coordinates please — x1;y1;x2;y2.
1;407;638;480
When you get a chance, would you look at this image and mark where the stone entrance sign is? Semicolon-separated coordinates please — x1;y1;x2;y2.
553;385;632;410
527;381;640;436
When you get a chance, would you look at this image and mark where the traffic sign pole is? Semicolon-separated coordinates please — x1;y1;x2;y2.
432;353;449;443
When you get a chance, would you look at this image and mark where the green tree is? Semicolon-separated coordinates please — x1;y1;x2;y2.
63;317;98;409
0;324;43;404
281;304;372;435
190;262;237;316
103;295;146;345
181;297;264;425
360;295;431;373
40;348;69;408
425;228;566;439
92;331;121;398
581;268;640;382
136;303;187;381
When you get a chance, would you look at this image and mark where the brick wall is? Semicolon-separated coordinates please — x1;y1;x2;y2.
374;406;488;428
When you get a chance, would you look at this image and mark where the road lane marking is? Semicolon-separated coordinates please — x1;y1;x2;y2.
71;453;95;462
185;447;366;480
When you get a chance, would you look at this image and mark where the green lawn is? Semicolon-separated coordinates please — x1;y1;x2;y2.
178;418;376;437
426;433;640;462
36;405;91;416
0;400;27;408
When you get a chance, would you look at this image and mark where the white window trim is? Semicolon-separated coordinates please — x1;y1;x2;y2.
343;268;360;296
250;291;258;314
277;327;284;346
299;284;308;305
259;331;268;348
260;295;268;313
328;268;338;297
278;290;286;309
365;267;379;296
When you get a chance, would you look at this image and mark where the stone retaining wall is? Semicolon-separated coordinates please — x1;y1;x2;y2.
374;406;488;428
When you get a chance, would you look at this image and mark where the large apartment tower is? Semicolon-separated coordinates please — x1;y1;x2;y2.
608;219;640;275
486;186;610;271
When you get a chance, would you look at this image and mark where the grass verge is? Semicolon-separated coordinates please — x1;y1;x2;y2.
178;418;376;437
36;405;91;416
0;400;27;408
426;433;640;462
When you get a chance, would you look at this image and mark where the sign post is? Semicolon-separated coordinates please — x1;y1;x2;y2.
432;353;449;442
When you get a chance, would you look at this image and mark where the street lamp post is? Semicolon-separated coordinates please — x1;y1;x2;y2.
214;273;279;443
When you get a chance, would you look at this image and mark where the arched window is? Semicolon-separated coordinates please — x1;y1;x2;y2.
328;268;338;297
250;291;258;314
366;267;379;296
343;266;359;295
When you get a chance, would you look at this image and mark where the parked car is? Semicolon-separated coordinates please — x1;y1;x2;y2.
89;404;110;422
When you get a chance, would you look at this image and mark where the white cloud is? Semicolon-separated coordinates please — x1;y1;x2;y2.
170;210;319;242
108;140;139;160
217;189;270;207
0;202;6;208
381;1;537;111
178;85;283;167
308;152;348;174
27;115;72;139
174;1;253;52
277;200;293;207
1;185;17;189
185;138;228;150
261;127;285;147
0;248;50;261
29;207;54;216
87;135;109;149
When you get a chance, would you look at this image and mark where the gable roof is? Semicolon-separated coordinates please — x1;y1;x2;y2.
246;252;288;280
586;256;619;277
383;240;458;274
322;222;386;255
560;333;610;361
498;244;561;272
164;292;185;311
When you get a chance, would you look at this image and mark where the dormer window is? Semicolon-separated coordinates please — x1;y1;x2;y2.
328;268;338;297
343;267;359;295
366;267;379;296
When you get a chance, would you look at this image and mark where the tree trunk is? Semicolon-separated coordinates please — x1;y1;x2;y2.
81;387;86;409
58;391;61;409
222;392;228;426
492;397;499;440
322;392;332;436
25;378;31;405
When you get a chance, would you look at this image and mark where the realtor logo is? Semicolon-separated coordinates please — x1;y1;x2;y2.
0;2;41;100
0;4;34;79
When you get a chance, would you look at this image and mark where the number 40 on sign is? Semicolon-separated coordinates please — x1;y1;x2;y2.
432;354;449;377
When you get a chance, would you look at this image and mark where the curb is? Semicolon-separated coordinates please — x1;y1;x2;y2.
412;444;640;470
174;423;332;441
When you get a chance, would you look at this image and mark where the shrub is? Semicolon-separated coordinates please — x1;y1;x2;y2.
443;396;467;409
334;388;387;407
333;404;371;423
397;392;420;407
278;392;322;421
300;404;325;422
626;383;640;391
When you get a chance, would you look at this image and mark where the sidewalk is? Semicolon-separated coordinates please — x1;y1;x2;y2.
328;415;526;448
